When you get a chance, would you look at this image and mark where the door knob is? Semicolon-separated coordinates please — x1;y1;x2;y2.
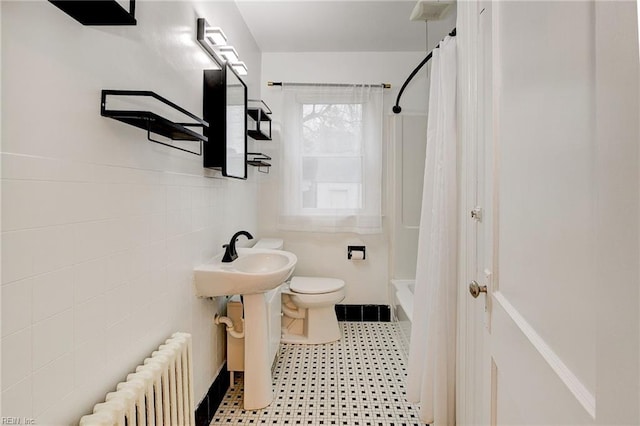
469;280;487;298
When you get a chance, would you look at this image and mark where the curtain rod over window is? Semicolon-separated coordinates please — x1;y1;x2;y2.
268;81;391;89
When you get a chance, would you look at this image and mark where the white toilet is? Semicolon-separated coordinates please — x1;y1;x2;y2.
253;238;346;344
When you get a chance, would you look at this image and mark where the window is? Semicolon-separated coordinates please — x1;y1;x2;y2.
302;103;363;210
279;85;383;234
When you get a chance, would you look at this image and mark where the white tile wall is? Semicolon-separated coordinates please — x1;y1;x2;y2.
1;153;260;423
31;225;76;277
2;328;32;390
72;259;107;305
32;268;74;323
73;296;107;346
32;353;74;416
2;378;33;420
2;1;263;423
1;279;32;337
2;230;35;284
73;334;108;391
32;310;74;371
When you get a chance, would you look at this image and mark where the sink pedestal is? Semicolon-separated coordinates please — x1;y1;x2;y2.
242;293;273;410
193;247;297;408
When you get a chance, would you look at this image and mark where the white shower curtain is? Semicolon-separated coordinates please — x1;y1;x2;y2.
406;35;458;425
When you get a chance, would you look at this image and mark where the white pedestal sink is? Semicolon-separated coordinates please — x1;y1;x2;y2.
194;248;297;409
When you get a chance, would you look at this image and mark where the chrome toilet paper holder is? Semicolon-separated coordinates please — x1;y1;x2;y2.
347;245;366;260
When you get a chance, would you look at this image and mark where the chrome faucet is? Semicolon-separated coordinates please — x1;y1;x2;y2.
221;231;254;263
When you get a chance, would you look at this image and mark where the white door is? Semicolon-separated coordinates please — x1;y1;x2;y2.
458;1;640;425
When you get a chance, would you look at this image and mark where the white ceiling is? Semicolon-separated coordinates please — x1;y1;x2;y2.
235;1;436;52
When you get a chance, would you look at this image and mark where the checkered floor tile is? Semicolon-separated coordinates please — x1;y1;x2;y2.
211;322;426;426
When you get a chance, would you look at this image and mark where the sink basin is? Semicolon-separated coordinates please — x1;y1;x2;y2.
194;248;297;297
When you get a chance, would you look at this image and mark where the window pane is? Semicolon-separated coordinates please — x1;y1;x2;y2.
302;157;361;182
302;104;362;155
302;182;362;209
302;157;363;209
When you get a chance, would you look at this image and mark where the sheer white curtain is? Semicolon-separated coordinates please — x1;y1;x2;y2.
278;84;383;234
407;35;458;425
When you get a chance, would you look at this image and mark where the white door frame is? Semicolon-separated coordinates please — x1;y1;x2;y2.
456;0;484;424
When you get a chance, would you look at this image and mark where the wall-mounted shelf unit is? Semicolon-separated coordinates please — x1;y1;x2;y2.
248;100;272;141
247;153;271;173
101;90;208;155
49;1;136;25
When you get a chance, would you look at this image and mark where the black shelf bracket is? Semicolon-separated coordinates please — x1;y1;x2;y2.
247;152;271;173
146;128;202;156
247;100;272;141
101;90;208;156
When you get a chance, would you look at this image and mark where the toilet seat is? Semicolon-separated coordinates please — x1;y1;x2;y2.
253;237;345;344
290;277;345;294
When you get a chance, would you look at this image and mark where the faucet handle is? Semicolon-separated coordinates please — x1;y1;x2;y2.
222;243;229;249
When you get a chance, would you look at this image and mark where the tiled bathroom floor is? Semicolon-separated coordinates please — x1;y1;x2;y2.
210;322;426;426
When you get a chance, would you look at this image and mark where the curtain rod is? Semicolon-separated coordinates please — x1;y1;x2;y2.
268;81;391;89
393;27;456;114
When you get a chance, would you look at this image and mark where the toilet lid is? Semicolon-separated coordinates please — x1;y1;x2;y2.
290;277;345;294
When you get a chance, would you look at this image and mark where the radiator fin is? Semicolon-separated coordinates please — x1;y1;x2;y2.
79;332;195;426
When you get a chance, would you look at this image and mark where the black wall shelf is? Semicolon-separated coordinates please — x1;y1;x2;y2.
247;153;271;173
101;90;208;155
49;1;137;25
247;100;272;141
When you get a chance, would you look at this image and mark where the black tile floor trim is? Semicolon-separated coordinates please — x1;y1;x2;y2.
335;304;347;321
336;304;392;322
196;362;230;426
345;304;363;321
210;322;427;426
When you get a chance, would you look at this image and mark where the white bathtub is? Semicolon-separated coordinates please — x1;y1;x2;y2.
391;279;415;352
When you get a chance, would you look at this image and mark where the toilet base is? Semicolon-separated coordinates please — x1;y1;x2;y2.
281;306;342;345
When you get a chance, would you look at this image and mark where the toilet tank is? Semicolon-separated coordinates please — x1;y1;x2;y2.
253;238;284;250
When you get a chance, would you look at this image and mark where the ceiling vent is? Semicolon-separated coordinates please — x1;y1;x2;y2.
410;0;454;21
